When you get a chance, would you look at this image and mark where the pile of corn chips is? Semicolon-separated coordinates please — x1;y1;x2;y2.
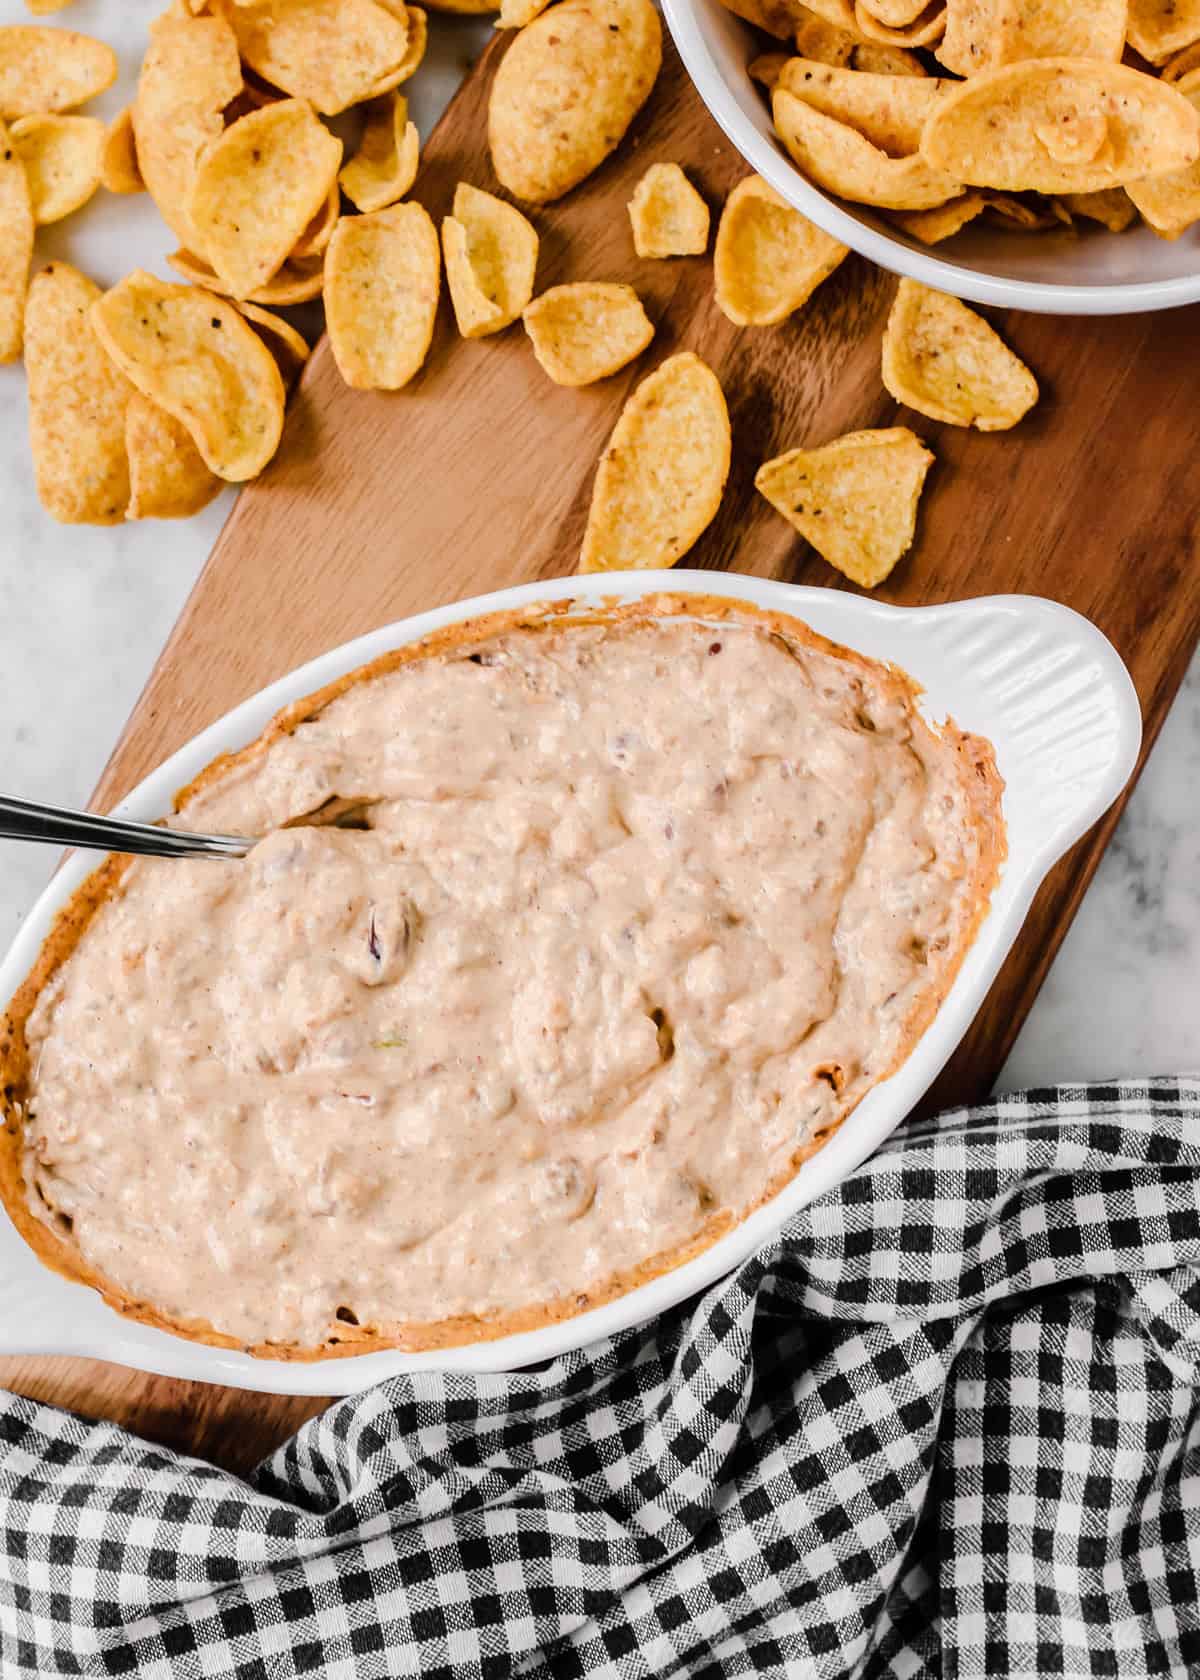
1;0;683;528
728;0;1200;245
4;0;1048;595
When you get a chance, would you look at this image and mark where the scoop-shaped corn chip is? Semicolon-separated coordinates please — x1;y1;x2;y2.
1126;74;1200;236
1163;40;1200;81
937;0;1125;77
291;180;339;259
235;299;310;386
134;7;241;249
1058;188;1136;231
628;162;709;257
717;0;803;39
801;0;862;29
11;113;104;223
579;352;729;573
774;87;961;207
523;281;653;384
168;246;326;304
222;0;411;115
442;182;538;339
92;270;285;482
921;58;1200;192
100;106;143;194
881;278;1037;430
188;99;342;299
489;0;661;203
889;192;987;241
776;57;951;155
715;174;848;324
1127;0;1200;65
756;427;933;587
125;392;221;521
339;91;419;213
852;41;927;71
860;0;931;26
25;262;131;524
26;0;78;13
794;9;858;62
0;25;116;120
854;0;945;45
326;201;440;389
498;0;553;26
0;119;32;361
749;52;791;89
365;3;427;94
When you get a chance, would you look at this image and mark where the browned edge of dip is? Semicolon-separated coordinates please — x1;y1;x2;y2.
0;592;1006;1360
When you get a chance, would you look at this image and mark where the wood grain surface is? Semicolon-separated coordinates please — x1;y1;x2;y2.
3;33;1199;1476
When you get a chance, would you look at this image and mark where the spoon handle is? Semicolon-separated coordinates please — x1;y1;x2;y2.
0;796;253;861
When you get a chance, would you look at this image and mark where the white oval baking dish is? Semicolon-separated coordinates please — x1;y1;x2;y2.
0;572;1141;1394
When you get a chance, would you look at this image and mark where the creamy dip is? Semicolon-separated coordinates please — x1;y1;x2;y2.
18;606;1001;1350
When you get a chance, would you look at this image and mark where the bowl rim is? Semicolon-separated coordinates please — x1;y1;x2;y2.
661;0;1200;318
0;572;1142;1393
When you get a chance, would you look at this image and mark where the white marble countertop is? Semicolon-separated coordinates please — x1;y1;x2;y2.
1;0;1196;1093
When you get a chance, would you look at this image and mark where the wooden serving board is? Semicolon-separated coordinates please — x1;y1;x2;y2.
4;32;1200;1476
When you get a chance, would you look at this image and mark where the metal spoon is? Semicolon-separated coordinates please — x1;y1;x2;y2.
0;795;253;861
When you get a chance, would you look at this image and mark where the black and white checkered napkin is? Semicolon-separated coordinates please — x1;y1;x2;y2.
3;1078;1200;1679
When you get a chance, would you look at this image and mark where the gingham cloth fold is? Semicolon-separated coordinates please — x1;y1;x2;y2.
3;1078;1200;1680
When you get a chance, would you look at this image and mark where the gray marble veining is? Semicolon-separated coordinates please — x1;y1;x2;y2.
1;2;1196;1090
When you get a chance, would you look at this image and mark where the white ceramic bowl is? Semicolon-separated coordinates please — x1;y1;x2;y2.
0;572;1140;1394
663;0;1200;316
